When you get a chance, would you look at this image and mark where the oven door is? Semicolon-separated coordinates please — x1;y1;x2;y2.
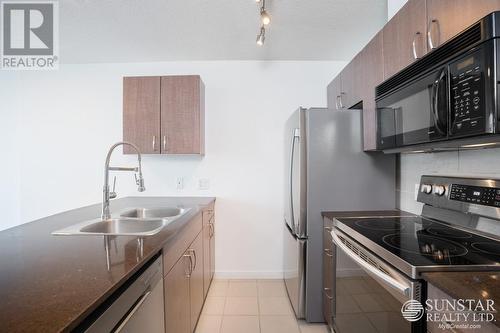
331;228;425;333
376;67;449;148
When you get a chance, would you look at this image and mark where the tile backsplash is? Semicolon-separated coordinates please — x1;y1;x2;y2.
397;147;500;214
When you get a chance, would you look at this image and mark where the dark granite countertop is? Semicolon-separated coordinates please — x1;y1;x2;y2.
422;271;500;327
322;209;415;219
0;196;215;333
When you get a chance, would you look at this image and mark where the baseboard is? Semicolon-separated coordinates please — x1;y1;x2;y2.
214;271;284;279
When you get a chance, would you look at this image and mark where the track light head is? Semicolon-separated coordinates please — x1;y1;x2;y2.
256;27;265;46
260;8;271;25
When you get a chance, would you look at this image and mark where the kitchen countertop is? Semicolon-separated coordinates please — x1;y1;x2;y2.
0;196;215;333
422;271;500;327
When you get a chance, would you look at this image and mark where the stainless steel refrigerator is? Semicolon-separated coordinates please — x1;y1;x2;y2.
283;107;396;322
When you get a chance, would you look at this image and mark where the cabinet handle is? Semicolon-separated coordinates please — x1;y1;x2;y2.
323;288;333;300
191;250;198;273
209;222;215;238
412;31;422;60
324;248;334;257
339;92;345;109
183;252;193;278
427;19;440;50
163;135;167;152
335;95;341;110
324;226;333;231
152;135;157;151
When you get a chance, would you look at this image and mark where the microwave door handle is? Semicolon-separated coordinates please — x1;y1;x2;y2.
330;229;411;297
432;68;447;134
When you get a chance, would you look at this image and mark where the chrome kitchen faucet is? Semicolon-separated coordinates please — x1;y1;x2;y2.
102;142;145;220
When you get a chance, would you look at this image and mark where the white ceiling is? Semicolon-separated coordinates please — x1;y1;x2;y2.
60;0;387;63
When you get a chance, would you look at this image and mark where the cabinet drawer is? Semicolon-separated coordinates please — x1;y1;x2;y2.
163;212;203;276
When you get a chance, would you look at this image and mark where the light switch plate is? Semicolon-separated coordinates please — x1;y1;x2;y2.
198;178;210;190
176;177;184;190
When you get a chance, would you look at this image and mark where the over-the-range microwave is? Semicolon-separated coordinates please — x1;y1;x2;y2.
376;11;500;153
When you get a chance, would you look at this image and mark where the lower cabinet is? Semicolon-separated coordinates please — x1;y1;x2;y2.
202;206;215;298
164;252;191;333
164;205;215;333
323;218;335;330
189;233;204;332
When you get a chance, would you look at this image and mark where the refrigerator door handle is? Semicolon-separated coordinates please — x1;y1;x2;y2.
289;128;300;233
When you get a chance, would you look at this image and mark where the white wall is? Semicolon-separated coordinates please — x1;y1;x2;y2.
398;149;500;214
387;0;408;20
1;61;344;278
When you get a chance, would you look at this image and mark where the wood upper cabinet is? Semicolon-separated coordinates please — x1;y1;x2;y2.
382;0;427;79
189;232;204;332
326;75;342;110
340;52;364;109
123;75;205;155
161;76;205;155
426;0;500;50
164;253;191;333
359;31;384;151
123;77;161;154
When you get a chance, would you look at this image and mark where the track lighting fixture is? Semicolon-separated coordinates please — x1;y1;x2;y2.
256;26;265;46
255;0;270;46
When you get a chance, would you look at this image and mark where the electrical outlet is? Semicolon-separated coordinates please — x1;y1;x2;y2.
176;177;184;190
198;178;210;190
414;184;420;200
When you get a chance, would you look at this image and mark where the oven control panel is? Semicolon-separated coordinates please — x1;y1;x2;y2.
449;184;500;207
449;48;485;135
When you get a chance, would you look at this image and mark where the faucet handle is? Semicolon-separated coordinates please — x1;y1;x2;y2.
110;176;117;199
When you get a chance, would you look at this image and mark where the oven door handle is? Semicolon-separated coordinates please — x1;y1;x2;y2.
331;229;411;297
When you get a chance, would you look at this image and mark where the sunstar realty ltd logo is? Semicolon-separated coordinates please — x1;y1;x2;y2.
402;298;497;330
1;1;59;70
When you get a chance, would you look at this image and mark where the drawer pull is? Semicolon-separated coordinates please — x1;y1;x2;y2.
324;248;334;257
323;288;333;300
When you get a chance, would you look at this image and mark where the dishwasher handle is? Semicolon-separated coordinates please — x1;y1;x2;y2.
113;289;152;333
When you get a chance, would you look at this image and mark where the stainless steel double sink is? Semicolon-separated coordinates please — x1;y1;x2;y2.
52;207;190;237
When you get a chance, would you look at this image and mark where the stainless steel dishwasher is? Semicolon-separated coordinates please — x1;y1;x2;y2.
85;255;165;333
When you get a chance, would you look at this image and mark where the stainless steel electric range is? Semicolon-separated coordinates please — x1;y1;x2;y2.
327;175;500;333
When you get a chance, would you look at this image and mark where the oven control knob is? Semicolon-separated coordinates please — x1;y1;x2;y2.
433;185;446;196
421;184;433;194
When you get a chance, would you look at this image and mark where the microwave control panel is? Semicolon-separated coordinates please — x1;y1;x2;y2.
449;184;500;207
449;50;485;135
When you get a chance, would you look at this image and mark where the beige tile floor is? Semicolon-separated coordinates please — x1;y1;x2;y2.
195;279;330;333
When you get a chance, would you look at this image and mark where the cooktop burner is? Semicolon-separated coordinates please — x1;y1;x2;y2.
426;227;472;239
382;233;469;258
354;218;407;231
334;215;500;270
471;242;500;255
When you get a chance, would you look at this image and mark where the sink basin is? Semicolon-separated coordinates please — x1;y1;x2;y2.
52;207;191;236
52;218;166;236
80;218;164;235
120;207;185;219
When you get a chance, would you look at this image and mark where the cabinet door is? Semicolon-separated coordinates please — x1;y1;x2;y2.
322;221;334;329
427;0;500;50
189;232;204;333
123;77;161;154
209;216;215;280
161;76;205;155
359;32;384;151
164;253;191;333
327;75;342;110
202;209;214;298
340;53;363;109
383;0;427;79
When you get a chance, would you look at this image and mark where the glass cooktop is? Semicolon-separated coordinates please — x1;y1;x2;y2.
335;216;500;268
